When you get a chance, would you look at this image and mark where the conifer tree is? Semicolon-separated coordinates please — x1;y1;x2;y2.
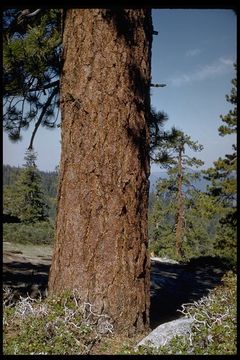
149;177;221;261
204;66;237;262
3;8;167;334
3;9;61;147
148;185;176;258
184;191;222;258
4;149;49;223
3;9;166;151
47;8;153;335
152;129;204;259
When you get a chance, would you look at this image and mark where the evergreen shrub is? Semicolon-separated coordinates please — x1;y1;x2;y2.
3;272;236;355
3;221;54;245
3;290;113;355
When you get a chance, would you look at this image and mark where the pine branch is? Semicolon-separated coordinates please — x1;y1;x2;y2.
28;87;58;150
17;9;41;24
150;83;167;87
28;80;59;93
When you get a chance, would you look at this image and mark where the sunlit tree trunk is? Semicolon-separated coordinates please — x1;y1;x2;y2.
48;9;153;335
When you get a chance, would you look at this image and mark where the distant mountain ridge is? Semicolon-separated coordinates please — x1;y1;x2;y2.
4;164;208;196
149;171;209;192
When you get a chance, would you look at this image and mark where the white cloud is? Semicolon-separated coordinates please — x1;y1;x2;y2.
186;48;202;57
168;57;234;87
219;57;234;66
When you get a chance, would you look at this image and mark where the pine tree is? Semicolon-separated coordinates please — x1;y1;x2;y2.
47;9;153;335
3;8;167;334
4;149;49;223
152;129;204;260
149;179;220;261
184;191;221;258
3;9;165;151
148;184;176;258
204;66;237;262
149;107;169;160
3;9;61;146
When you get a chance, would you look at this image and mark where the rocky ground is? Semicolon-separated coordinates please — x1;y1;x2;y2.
3;242;228;330
150;256;227;328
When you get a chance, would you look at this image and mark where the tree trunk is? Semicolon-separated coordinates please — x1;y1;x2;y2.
175;149;185;258
48;9;153;335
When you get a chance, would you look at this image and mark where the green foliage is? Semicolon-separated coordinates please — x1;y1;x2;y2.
150;69;237;264
3;164;22;186
3;290;113;355
204;67;237;265
39;167;59;198
3;9;61;145
159;271;236;355
205;156;236;206
3;9;61;96
153;127;204;167
4;150;49;223
3;221;54;245
3;164;59;221
3;10;168;152
148;185;221;261
3;272;236;355
39;167;59;220
213;214;237;265
183;191;221;259
120;271;236;355
148;188;176;258
149;108;168;160
149;130;205;260
218;66;237;136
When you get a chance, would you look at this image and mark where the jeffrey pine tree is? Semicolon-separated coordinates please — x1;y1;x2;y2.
48;9;153;335
3;9;156;334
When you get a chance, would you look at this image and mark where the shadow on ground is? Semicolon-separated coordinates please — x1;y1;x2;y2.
3;257;51;301
150;256;231;329
3;252;230;329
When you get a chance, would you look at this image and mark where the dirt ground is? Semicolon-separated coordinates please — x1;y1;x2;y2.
3;242;228;330
3;242;52;300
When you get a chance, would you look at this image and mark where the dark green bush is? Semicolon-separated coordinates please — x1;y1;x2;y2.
3;221;54;245
3;267;236;354
130;271;237;355
3;290;113;355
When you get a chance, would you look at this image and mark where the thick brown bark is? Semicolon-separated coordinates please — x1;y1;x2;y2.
175;149;185;258
48;9;152;335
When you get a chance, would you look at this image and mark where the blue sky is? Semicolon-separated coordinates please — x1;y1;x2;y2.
3;9;236;172
151;9;236;172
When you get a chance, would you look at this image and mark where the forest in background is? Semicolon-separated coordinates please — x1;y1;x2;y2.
3;163;58;220
3;157;58;245
2;8;236;354
3;62;237;263
3;154;236;266
2;6;236;267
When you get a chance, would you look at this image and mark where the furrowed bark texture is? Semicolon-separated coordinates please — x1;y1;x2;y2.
48;9;153;335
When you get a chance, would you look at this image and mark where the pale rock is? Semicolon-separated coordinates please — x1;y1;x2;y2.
136;317;194;349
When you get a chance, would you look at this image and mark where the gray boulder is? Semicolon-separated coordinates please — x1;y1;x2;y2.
136;317;194;349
